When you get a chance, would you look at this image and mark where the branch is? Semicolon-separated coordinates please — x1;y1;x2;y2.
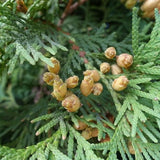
58;0;88;26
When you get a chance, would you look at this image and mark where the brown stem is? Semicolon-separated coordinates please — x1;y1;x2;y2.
58;0;88;26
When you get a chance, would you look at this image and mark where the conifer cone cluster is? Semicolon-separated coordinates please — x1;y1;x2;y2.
73;113;114;142
42;48;132;112
43;57;81;112
43;57;104;112
80;70;103;96
121;0;160;18
101;47;133;91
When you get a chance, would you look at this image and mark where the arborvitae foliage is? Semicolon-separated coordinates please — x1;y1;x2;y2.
0;0;160;160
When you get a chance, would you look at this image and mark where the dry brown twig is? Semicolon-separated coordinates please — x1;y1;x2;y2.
58;0;88;26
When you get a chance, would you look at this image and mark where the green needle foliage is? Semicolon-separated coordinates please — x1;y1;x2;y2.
1;0;160;160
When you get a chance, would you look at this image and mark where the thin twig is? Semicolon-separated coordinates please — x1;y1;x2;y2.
58;0;88;26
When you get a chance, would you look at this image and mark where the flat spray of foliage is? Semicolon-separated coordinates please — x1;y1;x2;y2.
0;0;160;160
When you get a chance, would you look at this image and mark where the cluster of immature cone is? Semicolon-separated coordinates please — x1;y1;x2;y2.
121;0;160;18
74;112;138;154
74;114;114;142
43;57;80;112
43;57;103;113
43;48;133;112
102;47;133;91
